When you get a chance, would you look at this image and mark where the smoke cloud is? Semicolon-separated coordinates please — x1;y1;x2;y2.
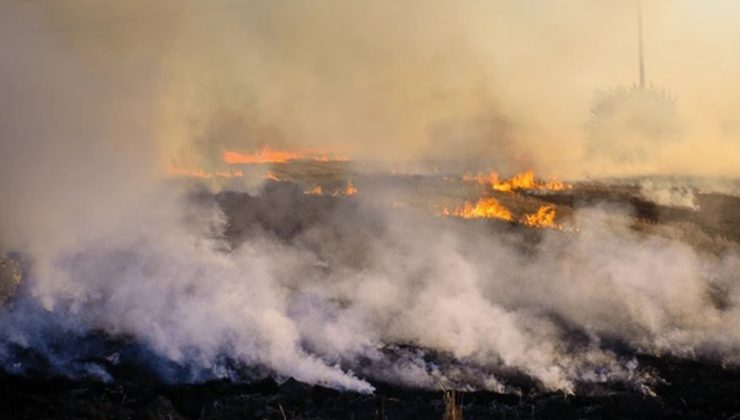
5;1;740;176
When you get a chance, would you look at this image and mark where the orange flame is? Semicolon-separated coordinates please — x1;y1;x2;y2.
334;180;358;197
304;185;323;195
464;170;571;192
263;172;281;182
441;199;564;229
223;146;349;165
224;146;300;164
441;197;512;221
521;204;561;229
304;181;358;197
493;171;570;192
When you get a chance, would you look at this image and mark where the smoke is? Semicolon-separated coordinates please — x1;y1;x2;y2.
5;1;738;177
147;0;740;178
1;0;740;395
1;182;738;393
639;179;698;209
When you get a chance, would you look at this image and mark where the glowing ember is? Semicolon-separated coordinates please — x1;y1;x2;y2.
492;171;570;192
441;198;563;229
304;181;357;197
334;180;358;197
521;204;561;229
304;185;323;195
166;165;244;179
464;170;571;192
224;147;301;164
264;172;281;182
441;197;512;221
223;146;348;164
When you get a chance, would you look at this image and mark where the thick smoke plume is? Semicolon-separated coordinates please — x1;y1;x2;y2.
0;0;739;395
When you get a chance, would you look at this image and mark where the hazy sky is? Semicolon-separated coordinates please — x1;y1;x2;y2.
1;0;739;178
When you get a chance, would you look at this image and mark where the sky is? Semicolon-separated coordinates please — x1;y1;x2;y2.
1;0;739;181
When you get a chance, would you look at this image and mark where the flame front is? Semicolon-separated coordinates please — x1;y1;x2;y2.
334;180;358;197
493;171;570;192
521;205;561;229
442;197;513;221
305;185;323;195
223;146;301;164
464;170;570;192
304;181;357;197
223;146;348;165
264;172;281;182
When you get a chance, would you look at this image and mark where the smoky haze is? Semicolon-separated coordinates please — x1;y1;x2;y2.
0;0;740;394
3;0;738;177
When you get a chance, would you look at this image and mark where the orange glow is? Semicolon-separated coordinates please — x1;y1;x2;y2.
166;165;244;179
223;146;349;165
441;197;512;221
440;198;564;229
334;180;358;197
303;181;358;197
463;170;571;192
312;153;350;162
224;147;300;164
304;185;323;195
521;204;561;229
492;171;571;192
264;172;281;182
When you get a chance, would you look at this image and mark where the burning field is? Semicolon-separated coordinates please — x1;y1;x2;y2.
2;1;740;419
2;159;740;418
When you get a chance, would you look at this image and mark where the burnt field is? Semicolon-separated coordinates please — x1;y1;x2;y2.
1;167;740;419
2;355;740;419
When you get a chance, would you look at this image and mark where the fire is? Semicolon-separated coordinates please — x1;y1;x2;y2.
334;180;358;197
493;171;570;192
264;172;281;182
521;204;561;229
463;170;571;192
305;185;323;195
166;165;244;179
304;181;358;197
441;197;513;221
223;146;348;165
223;146;301;164
441;198;563;229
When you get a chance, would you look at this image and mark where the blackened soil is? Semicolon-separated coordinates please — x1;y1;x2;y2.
1;355;740;419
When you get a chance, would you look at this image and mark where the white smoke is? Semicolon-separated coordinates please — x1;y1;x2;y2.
2;182;738;394
639;179;698;209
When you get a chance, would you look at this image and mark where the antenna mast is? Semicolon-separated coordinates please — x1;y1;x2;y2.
637;0;645;88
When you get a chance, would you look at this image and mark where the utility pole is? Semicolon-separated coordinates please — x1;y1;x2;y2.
637;0;646;89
